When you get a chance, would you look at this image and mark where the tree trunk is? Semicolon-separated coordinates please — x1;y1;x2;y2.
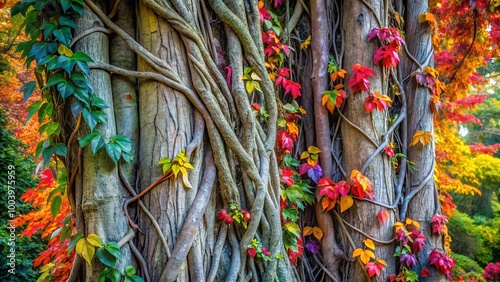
341;1;396;281
402;1;446;280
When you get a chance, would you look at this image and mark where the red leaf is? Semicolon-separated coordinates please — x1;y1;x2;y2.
365;262;382;277
384;146;395;158
336;181;350;197
421;268;430;278
348;64;375;93
431;214;448;236
373;42;400;69
377;210;390;225
281;168;295;186
247;247;257;258
409;229;426;253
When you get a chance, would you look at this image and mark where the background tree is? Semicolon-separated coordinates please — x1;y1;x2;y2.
11;0;500;281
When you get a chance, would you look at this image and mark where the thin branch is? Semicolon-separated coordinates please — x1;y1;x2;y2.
70;27;110;47
337;109;378;147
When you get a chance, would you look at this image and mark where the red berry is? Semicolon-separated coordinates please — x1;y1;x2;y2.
217;210;228;221
224;217;233;224
242;210;252;222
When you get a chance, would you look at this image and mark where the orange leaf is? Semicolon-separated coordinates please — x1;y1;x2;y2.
287;122;299;136
339;195;354;213
410;130;433;147
321;197;336;211
303;226;313;236
300;36;312;50
312;227;323;241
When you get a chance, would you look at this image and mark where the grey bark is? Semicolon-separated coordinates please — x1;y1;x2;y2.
402;1;446;281
75;1;132;279
341;1;396;281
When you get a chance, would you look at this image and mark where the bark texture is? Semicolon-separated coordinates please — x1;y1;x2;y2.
341;1;396;281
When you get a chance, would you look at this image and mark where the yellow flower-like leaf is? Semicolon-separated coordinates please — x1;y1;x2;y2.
363;238;375;250
300;36;312;50
405;218;420;229
352;248;375;264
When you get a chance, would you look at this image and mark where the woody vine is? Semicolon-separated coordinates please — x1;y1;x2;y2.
10;0;473;281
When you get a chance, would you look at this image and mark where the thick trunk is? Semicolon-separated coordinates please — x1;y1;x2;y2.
402;1;446;280
75;1;132;279
341;1;396;281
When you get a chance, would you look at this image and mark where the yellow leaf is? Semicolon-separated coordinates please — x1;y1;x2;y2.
250;72;261;81
172;165;180;177
352;248;364;258
299;107;307;115
405;218;420;229
86;234;102;247
182;173;193;189
183;162;194;170
410;130;433;147
308;146;321;154
179;166;188;176
245;81;255;93
300;151;310;159
313;227;323;241
58;44;73;57
377;258;387;266
339;195;354;213
303;226;313;236
363;238;375;250
394;222;405;232
300;36;312;50
76;238;95;266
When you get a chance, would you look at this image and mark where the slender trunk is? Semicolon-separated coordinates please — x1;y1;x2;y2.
402;1;446;280
341;1;396;280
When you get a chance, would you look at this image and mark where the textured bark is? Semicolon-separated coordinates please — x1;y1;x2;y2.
75;1;131;279
341;1;396;281
136;3;202;281
402;1;446;281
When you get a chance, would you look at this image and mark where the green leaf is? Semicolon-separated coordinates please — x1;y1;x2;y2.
106;142;122;164
39;122;60;136
71;0;85;15
68;233;85;254
25;101;41;123
125;266;136;276
90;134;105;154
281;207;299;222
82;108;96;130
57;80;76;100
113;134;132;153
58;16;76;28
96;248;117;268
21;81;37;103
40;21;57;37
61;0;72;12
38;102;54;123
53;27;72;47
79;132;100;147
51;196;62;218
90;94;109;109
104;242;122;260
53;143;68;157
282;103;297;113
71;72;93;92
100;267;121;282
44;74;66;89
57;55;75;74
72;51;93;62
283;154;300;167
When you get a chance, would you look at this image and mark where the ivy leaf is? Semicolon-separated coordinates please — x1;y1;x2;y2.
106;142;122;165
76;237;96;266
339;195;354;213
96;248;116;268
53;27;72;47
25;100;41;123
352;248;375;264
300;35;311;49
281;207;298;222
104;242;122;260
68;233;84;254
50;196;62;218
86;234;103;248
58;16;77;28
283;222;301;237
79;131;100;147
363;238;375;250
21;81;37;103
